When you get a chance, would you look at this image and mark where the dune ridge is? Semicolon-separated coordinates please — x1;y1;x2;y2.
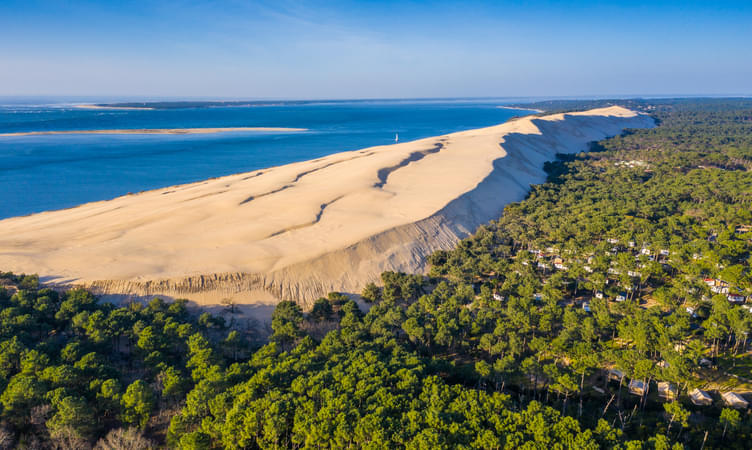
0;107;654;308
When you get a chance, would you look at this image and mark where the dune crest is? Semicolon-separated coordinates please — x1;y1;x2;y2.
0;106;654;308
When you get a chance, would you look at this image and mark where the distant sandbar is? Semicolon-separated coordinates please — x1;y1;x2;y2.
496;105;544;113
0;127;308;137
76;104;154;110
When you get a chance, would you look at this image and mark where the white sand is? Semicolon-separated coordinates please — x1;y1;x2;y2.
0;106;654;308
0;127;306;137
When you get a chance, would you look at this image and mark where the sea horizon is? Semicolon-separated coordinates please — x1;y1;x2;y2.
2;93;751;106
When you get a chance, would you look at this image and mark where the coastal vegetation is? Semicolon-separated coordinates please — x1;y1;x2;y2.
1;98;751;448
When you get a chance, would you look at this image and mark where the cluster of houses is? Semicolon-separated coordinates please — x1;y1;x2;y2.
527;248;560;271
608;369;749;408
703;278;750;303
523;241;667;307
529;243;670;277
520;238;751;308
532;241;671;276
614;160;649;169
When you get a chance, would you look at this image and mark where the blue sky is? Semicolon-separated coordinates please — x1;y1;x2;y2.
1;0;751;99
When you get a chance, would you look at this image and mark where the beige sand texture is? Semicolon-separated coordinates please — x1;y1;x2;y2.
0;106;654;308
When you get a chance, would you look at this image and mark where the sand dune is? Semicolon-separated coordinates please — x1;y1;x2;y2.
0;106;654;308
0;127;306;137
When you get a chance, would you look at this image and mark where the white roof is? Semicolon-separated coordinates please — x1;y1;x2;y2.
629;379;645;394
689;388;712;405
657;382;677;397
722;392;749;408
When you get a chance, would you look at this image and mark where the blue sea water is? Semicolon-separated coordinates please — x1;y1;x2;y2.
0;99;534;219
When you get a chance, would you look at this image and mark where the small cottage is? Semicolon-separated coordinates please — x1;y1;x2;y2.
629;379;646;396
689;388;713;406
608;369;624;382
722;392;749;409
657;382;677;400
728;294;745;303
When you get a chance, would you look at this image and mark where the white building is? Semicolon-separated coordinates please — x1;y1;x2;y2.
728;294;745;303
608;369;624;382
689;388;713;406
629;379;646;396
722;392;749;409
657;382;677;400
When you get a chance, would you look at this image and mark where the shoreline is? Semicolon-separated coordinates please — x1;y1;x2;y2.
0;107;654;308
0;127;308;137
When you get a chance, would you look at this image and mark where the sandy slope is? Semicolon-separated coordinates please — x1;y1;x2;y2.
0;106;654;308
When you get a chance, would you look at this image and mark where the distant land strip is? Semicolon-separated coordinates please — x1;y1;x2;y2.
0;127;308;137
80;100;543;111
76;104;156;110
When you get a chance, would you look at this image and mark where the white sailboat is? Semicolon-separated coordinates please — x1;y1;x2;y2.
395;133;399;143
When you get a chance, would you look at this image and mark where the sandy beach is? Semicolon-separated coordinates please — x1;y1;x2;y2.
0;127;307;137
0;106;653;308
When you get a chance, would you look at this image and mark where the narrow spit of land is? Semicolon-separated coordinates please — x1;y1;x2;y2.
0;127;307;137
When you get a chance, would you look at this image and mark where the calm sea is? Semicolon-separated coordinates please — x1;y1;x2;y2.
0;99;533;219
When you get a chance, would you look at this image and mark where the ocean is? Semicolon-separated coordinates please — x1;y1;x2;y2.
0;99;533;219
